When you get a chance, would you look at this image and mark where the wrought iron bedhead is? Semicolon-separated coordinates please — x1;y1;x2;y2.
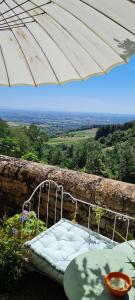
22;179;135;242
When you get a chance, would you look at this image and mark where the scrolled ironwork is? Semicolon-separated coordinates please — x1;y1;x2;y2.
22;180;135;242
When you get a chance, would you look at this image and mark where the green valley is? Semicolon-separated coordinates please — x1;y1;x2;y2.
0;117;135;184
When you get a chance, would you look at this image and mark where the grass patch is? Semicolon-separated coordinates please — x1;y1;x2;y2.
48;128;97;145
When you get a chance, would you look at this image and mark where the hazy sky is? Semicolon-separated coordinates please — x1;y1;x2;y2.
0;54;135;114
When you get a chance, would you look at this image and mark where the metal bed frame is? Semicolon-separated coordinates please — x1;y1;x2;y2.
22;179;135;242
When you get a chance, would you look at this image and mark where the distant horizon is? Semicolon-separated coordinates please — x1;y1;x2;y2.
0;107;135;117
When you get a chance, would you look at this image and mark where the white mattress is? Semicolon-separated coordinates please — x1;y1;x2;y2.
24;219;117;283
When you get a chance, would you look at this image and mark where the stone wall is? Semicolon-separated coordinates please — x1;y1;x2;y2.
0;155;135;240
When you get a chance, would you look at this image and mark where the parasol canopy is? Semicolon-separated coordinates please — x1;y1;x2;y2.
0;0;135;86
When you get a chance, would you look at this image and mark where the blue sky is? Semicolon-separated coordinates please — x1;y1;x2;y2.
0;54;135;114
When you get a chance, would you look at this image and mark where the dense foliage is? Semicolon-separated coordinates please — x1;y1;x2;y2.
0;122;48;159
43;137;135;183
0;118;135;183
0;230;24;292
95;121;135;140
0;210;45;292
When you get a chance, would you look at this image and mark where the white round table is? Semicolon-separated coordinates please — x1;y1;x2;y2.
64;249;135;300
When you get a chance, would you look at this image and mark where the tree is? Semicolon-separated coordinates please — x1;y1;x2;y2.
26;124;48;159
0;137;20;157
105;139;135;183
10;127;31;156
0;119;9;138
22;151;39;162
85;141;108;177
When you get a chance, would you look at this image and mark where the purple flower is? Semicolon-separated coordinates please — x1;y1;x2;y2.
20;215;28;222
20;210;30;222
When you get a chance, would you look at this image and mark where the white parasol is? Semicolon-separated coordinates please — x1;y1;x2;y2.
0;0;135;86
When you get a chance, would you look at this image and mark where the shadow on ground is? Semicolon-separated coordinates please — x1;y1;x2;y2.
0;272;67;300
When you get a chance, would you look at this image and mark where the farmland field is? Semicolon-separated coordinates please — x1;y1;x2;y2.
48;128;97;145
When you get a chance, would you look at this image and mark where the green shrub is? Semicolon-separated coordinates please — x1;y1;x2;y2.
3;210;46;242
0;211;46;292
0;230;24;292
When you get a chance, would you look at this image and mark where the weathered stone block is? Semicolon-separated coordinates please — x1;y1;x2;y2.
0;155;135;240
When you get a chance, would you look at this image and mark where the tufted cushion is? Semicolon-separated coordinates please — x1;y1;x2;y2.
24;219;117;283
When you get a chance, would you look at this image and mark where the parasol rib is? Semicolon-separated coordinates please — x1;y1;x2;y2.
0;5;37;86
0;45;10;86
50;1;128;62
79;0;135;37
0;0;134;86
7;0;60;84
